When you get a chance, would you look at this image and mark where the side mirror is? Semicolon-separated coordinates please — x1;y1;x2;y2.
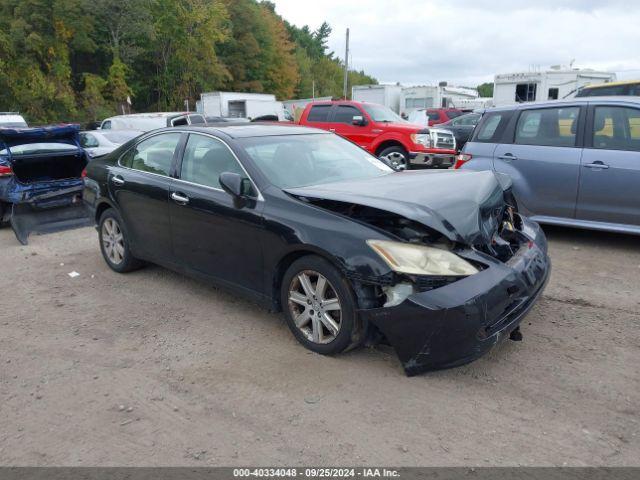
352;115;366;126
219;172;248;208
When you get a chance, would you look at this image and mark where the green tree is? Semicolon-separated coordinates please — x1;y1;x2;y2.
80;73;112;121
477;82;494;98
106;57;132;114
0;0;378;123
148;0;229;110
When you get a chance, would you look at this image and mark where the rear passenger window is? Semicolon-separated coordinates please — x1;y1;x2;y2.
515;107;579;147
125;133;181;176
333;105;362;124
592;106;640;152
307;105;331;122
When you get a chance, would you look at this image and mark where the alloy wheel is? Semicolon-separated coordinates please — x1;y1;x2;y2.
380;151;407;170
102;218;125;265
288;270;342;344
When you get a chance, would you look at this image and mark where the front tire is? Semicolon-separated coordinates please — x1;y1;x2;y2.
378;146;410;170
281;255;362;355
98;208;142;273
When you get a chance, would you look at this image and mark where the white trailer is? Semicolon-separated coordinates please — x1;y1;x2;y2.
492;66;616;106
198;92;287;120
400;85;479;117
352;84;402;113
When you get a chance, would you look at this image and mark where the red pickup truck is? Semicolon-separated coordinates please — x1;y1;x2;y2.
297;100;457;169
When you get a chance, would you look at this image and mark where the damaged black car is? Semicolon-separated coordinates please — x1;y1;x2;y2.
83;125;550;376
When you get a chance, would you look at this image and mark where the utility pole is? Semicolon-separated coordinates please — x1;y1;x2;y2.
343;28;350;99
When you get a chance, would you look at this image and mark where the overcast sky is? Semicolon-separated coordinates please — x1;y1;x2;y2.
271;0;640;87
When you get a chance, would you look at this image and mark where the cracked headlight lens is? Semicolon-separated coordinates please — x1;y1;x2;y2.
367;239;479;276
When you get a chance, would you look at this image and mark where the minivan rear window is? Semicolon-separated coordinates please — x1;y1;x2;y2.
473;112;511;143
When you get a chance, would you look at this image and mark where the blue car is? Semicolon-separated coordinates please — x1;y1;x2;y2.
0;125;91;244
456;97;640;235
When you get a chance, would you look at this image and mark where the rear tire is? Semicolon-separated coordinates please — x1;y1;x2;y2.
98;208;143;273
378;146;410;170
281;255;362;355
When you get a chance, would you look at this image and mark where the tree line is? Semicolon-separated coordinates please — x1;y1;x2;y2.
0;0;377;125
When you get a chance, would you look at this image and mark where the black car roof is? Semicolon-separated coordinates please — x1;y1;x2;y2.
158;123;328;138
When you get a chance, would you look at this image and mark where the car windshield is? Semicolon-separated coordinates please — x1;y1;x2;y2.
0;142;78;156
361;104;406;123
101;131;141;144
446;110;464;119
239;134;393;189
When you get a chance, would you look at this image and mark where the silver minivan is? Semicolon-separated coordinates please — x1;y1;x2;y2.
456;97;640;235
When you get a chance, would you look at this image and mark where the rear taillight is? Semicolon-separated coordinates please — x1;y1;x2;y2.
81;168;87;178
0;165;13;177
453;153;472;169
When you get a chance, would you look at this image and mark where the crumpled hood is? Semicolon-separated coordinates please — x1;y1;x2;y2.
285;170;513;246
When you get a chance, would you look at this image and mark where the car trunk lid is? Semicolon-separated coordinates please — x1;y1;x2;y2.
0;125;92;244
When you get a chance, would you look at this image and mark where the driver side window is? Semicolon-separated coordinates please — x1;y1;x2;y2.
180;134;252;193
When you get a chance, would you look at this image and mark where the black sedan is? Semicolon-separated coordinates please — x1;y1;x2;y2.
440;112;482;151
83;124;550;375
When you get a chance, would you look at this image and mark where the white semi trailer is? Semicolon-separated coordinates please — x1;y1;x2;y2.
351;84;402;113
198;92;287;120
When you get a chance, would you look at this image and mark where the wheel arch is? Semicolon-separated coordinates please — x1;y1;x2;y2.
270;246;347;312
374;139;409;156
95;199;117;224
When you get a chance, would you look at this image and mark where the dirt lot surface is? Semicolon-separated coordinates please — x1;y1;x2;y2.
0;225;638;466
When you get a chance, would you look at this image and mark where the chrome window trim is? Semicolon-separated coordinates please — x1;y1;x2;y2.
116;130;183;178
117;129;264;201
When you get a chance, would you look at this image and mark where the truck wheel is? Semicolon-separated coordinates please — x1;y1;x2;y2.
379;146;410;170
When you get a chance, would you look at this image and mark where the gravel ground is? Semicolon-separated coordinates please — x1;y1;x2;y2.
0;225;638;466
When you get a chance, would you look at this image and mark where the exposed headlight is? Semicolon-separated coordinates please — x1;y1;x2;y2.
367;240;479;276
410;133;432;147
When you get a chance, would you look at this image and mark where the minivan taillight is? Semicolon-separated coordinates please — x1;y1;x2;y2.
453;153;472;169
0;165;13;177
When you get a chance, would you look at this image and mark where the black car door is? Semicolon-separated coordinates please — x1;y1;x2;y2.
168;132;265;294
110;132;183;262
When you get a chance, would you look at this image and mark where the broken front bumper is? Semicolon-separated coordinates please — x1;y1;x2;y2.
360;219;551;376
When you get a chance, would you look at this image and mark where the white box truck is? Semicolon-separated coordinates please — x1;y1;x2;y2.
351;84;402;113
198;92;288;121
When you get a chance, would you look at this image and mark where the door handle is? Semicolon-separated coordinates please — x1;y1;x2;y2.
497;154;518;161
329;128;336;132
170;192;190;205
584;162;609;170
111;175;125;186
